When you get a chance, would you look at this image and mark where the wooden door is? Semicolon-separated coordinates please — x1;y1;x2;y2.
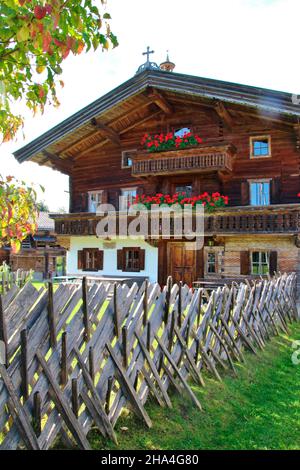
168;243;196;286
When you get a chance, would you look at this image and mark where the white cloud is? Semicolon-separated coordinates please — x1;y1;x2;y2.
1;0;299;211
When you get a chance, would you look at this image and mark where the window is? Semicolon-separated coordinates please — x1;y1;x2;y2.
120;187;137;211
250;136;271;158
250;180;270;206
122;150;136;168
207;252;216;273
251;252;269;275
174;127;191;138
78;249;103;271
175;184;192;197
117;247;145;272
88;191;103;212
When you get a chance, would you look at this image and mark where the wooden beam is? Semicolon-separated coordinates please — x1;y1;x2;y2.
90;118;121;146
74;110;162;160
215;101;234;130
59;99;153;156
147;88;173;115
42;150;73;174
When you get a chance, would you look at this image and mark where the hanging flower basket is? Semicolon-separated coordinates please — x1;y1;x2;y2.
141;131;203;153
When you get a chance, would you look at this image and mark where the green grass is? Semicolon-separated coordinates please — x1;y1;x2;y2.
88;322;300;450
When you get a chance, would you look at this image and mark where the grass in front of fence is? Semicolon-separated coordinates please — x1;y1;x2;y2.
87;321;300;451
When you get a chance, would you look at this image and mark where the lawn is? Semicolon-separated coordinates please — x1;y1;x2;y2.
87;321;300;450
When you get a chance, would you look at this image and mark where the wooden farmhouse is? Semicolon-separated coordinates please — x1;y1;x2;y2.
14;53;300;291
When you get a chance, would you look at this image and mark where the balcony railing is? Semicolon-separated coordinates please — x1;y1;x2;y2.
131;143;235;177
52;205;300;237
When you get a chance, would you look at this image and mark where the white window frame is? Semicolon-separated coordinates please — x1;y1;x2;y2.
120;187;137;211
88;190;103;213
251;251;270;275
121;149;136;169
249;179;271;206
250;135;271;159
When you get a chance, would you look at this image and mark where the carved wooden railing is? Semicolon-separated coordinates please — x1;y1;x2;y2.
53;205;300;236
131;144;235;177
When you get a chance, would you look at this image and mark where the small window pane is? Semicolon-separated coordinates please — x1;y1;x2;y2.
207;252;216;273
174;127;191;138
122;150;136;168
175;185;192;197
252;138;270;157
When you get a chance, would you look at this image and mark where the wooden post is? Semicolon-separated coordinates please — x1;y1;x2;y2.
61;332;68;387
47;281;57;348
0;294;8;366
147;322;151;352
134;369;140;391
105;376;114;415
178;281;183;328
33;392;42;437
89;347;95;384
82;277;90;342
164;276;172;324
122;326;129;369
113;283;121;338
71;378;79;419
143;280;149;327
20;329;29;400
197;289;203;328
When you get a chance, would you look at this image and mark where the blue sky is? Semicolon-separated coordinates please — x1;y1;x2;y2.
1;0;299;211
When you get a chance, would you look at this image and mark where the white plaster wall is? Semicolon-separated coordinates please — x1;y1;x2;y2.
67;237;158;283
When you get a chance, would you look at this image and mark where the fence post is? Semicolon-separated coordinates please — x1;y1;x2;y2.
20;329;29;400
113;283;121;338
143;280;149;327
0;295;8;366
61;332;68;387
82;277;90;342
164;276;173;324
47;281;57;348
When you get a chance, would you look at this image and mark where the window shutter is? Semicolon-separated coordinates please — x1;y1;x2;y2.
101;190;108;204
81;193;88;212
271;178;280;204
117;249;124;271
139;249;145;271
241;181;249;205
269;251;278;275
78;250;84;270
96;250;104;270
240;251;250;275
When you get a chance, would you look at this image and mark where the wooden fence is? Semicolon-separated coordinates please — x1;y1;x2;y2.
0;272;297;450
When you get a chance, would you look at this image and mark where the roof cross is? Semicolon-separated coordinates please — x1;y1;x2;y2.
142;46;154;63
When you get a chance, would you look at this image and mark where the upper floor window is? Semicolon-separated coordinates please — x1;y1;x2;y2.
250;136;271;158
175;184;192;197
120;187;137;210
122;150;136;168
88;190;103;212
174;127;191;138
250;180;270;206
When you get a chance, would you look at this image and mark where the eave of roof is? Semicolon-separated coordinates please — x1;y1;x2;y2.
13;69;300;163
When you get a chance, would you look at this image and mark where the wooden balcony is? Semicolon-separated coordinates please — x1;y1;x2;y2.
52;205;300;237
131;143;235;177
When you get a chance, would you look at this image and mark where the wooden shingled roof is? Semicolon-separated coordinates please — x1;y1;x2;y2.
13;69;300;174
